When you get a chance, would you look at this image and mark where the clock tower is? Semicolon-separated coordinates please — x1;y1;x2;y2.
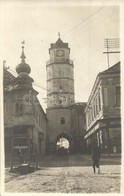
46;37;75;108
46;36;75;153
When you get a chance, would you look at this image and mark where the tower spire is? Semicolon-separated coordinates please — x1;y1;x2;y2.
20;40;26;62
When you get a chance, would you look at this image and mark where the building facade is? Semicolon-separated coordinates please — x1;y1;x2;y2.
46;37;86;154
4;46;48;163
84;62;121;154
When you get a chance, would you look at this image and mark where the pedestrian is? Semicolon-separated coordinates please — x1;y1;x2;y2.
91;146;101;174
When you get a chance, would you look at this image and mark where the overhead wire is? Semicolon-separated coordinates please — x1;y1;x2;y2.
5;7;118;97
62;7;115;41
62;6;105;37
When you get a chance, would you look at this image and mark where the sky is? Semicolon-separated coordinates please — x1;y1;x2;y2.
0;0;121;111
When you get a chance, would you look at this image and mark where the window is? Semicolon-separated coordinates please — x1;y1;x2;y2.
115;86;120;106
91;105;93;121
60;117;65;125
39;115;41;126
96;98;98;114
88;108;91;123
35;111;38;123
15;102;23;116
93;102;96;118
98;93;101;111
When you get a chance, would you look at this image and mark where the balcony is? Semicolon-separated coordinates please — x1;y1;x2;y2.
46;58;73;66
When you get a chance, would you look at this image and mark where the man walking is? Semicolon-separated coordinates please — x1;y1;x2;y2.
92;146;101;174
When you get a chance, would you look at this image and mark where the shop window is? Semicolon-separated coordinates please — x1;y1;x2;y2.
15;102;23;116
60;117;65;125
115;86;120;106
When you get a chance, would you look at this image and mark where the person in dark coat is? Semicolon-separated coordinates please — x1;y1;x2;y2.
91;146;101;174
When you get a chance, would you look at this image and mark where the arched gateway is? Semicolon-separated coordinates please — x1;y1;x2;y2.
46;36;86;154
56;133;70;153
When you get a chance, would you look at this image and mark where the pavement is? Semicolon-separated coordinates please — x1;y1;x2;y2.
5;154;121;193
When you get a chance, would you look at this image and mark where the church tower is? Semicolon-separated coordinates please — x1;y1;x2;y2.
46;35;75;153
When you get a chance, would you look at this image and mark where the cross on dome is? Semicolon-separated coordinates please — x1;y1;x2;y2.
20;40;26;62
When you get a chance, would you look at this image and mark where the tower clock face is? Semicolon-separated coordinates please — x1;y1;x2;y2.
56;50;64;57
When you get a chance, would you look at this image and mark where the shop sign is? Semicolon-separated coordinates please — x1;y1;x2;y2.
14;146;28;149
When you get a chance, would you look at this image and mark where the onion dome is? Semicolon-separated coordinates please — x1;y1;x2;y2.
13;41;34;90
16;45;31;75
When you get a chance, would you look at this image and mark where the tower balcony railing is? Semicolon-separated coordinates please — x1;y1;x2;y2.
46;58;73;66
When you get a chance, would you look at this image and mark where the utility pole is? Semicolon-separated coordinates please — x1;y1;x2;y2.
103;38;120;68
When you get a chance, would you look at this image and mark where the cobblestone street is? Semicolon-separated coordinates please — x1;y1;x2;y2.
5;154;121;193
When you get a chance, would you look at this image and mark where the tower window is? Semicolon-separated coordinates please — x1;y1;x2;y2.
60;117;65;125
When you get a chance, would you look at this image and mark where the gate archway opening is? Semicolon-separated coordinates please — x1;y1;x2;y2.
56;133;70;155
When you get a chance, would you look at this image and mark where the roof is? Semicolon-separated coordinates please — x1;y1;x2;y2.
86;61;120;109
4;68;15;89
100;61;120;75
50;38;69;49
